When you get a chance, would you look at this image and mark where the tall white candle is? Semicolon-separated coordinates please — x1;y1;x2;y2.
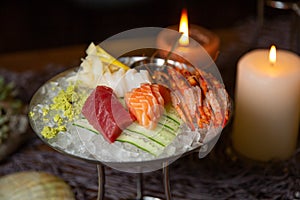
232;47;300;161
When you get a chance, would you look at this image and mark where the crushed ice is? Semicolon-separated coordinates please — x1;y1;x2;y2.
29;70;223;163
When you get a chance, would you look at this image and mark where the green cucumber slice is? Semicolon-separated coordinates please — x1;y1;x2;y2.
72;105;183;156
73;118;99;134
126;122;175;146
117;130;164;156
159;115;181;133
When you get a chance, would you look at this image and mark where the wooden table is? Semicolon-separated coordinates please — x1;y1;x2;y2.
0;44;87;72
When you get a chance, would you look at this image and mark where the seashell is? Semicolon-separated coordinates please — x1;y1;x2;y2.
0;171;75;200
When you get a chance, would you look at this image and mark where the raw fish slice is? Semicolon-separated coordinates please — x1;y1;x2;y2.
125;83;170;130
150;84;164;105
125;89;155;129
82;86;134;143
140;84;161;121
126;94;152;128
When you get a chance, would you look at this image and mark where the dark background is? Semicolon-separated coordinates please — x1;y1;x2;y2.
0;0;257;54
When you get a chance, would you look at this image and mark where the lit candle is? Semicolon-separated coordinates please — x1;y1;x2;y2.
156;8;220;66
178;8;189;46
232;46;300;161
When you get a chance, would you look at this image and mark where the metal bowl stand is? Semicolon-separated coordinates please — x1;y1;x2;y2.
96;162;171;200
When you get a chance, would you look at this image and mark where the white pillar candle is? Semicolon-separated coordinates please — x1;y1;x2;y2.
232;47;300;161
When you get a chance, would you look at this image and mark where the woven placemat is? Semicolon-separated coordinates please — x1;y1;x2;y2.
1;126;300;200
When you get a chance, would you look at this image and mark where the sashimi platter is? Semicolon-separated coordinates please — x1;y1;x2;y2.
29;42;230;172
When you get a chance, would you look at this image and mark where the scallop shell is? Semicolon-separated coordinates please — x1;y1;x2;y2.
0;171;75;200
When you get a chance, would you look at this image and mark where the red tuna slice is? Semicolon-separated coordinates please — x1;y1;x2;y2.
82;85;134;143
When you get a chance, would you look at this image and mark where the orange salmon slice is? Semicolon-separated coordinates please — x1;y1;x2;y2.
125;83;170;129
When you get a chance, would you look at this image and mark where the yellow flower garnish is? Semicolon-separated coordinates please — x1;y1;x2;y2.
53;114;63;125
41;125;67;139
29;111;35;118
40;83;87;139
41;126;59;139
42;108;49;116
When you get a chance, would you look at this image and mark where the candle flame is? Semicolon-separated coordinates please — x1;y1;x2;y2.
269;45;276;65
179;8;189;46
